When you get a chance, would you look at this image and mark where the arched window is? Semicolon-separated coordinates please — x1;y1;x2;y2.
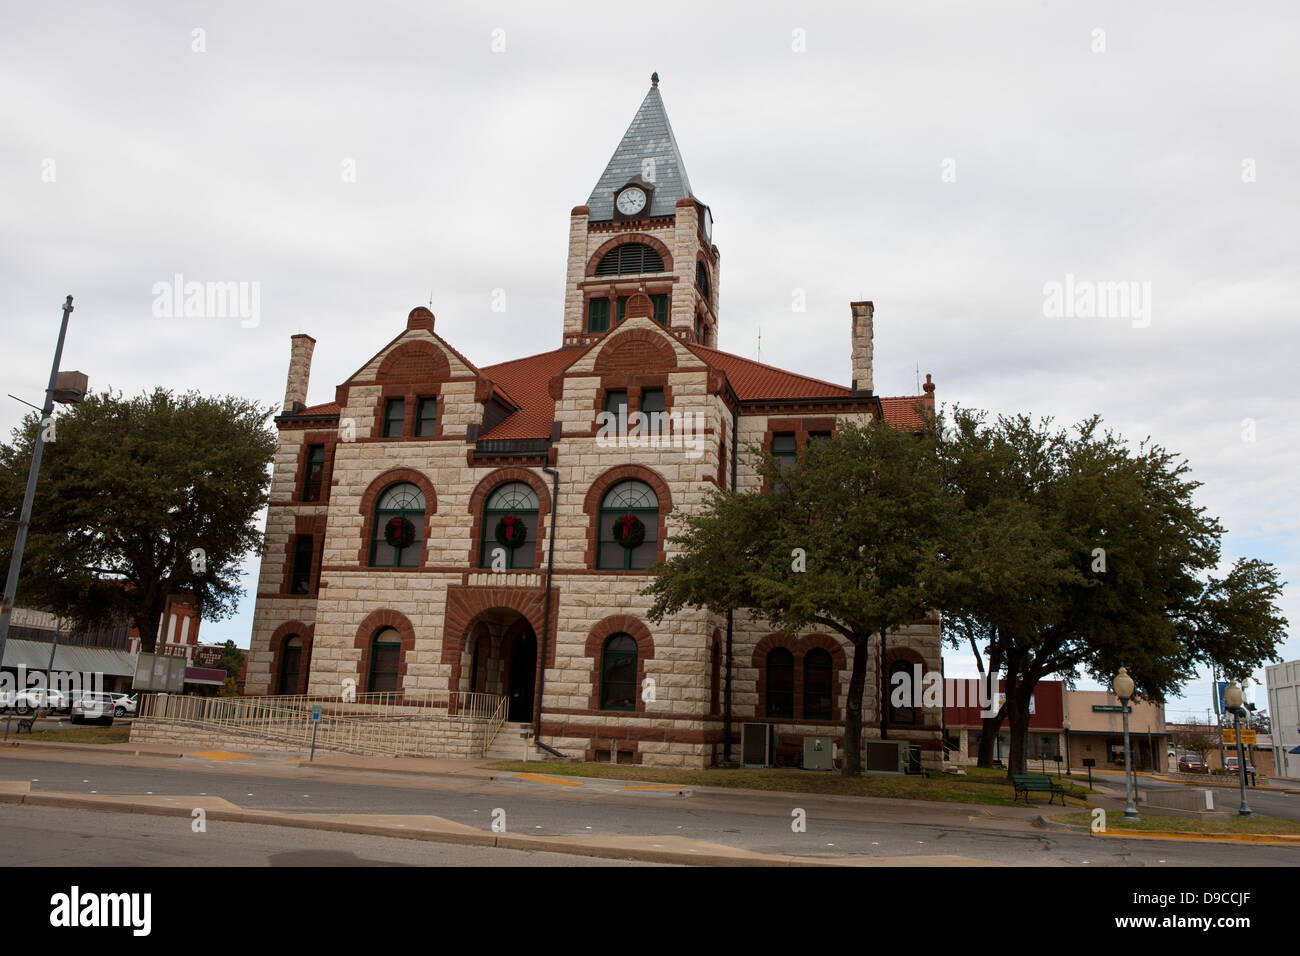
766;648;794;719
803;648;833;720
479;481;539;570
600;634;638;711
368;627;401;694
278;635;302;695
695;261;710;299
888;660;917;725
594;242;665;276
370;483;425;568
597;480;659;570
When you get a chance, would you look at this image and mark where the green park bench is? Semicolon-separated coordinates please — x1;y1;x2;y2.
1010;773;1067;806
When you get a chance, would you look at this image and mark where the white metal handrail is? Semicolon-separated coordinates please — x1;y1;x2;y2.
481;695;510;756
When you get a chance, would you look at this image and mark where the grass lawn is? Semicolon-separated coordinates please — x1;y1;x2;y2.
14;726;132;744
1054;810;1299;836
485;760;1091;807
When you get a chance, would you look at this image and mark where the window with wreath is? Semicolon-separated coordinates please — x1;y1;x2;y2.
765;648;795;719
803;648;833;720
479;481;539;570
600;634;638;711
370;483;425;567
368;627;401;693
888;660;917;725
597;480;659;570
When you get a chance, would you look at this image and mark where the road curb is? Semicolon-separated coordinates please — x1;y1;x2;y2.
0;789;830;866
1;741;186;759
1050;819;1300;847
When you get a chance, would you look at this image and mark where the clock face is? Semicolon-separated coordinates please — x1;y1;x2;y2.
616;186;647;215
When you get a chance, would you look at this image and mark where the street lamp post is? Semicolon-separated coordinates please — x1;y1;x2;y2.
1223;680;1253;818
1112;667;1139;820
0;296;83;673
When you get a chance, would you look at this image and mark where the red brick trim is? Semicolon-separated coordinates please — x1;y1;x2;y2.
583;615;656;713
465;468;553;570
353;609;416;694
370;341;451;440
268;621;314;696
581;465;674;568
752;632;848;723
357;469;437;567
442;584;558;696
585;234;674;276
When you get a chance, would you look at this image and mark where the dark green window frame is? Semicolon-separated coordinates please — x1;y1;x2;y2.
803;648;833;720
596;480;659;571
383;398;405;438
478;482;540;570
588;298;611;333
600;634;638;711
888;660;917;725
640;389;665;435
368;628;401;694
302;445;325;501
766;648;795;719
651;294;669;325
416;398;438;437
290;535;314;594
771;433;798;472
369;483;425;568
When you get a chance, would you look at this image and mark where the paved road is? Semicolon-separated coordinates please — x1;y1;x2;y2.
1091;770;1300;822
2;751;1297;865
0;803;663;866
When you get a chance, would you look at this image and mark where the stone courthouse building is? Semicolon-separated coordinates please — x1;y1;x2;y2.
246;75;943;769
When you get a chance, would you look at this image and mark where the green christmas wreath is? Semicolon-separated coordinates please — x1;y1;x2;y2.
383;516;416;549
494;514;528;550
612;513;646;550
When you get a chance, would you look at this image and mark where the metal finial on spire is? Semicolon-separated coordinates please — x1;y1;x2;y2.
651;72;659;87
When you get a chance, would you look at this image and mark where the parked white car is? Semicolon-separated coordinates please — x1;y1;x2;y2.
110;694;138;717
69;691;116;725
9;688;71;714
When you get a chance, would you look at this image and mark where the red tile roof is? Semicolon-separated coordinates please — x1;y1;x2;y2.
878;396;932;431
478;348;583;439
296;402;340;416
686;343;853;400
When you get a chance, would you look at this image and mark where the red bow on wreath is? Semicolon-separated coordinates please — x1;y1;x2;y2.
618;514;637;540
502;514;516;537
387;517;403;536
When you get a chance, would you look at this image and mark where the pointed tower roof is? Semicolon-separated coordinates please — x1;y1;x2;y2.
586;73;695;221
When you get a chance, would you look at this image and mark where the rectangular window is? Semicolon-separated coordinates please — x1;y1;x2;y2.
808;431;832;448
651;294;669;325
416;398;438;437
616;296;627;323
302;445;325;501
587;298;610;333
640;389;665;435
603;390;628;422
383;399;405;438
290;535;314;594
771;433;798;471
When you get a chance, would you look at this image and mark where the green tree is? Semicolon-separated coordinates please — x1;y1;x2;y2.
644;419;953;776
937;409;1288;776
218;639;247;681
0;388;276;652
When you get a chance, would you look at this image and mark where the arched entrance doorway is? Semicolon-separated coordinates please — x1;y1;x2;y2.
465;611;537;723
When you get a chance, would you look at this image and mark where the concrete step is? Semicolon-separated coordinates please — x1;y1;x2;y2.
482;722;557;761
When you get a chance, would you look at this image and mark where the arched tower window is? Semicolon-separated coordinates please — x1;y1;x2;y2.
600;634;638;711
595;243;665;276
597;480;659;570
370;483;425;568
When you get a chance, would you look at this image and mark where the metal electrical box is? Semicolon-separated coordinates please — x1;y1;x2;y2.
865;739;907;774
803;736;834;771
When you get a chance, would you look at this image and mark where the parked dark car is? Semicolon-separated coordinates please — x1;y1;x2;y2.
1177;754;1207;773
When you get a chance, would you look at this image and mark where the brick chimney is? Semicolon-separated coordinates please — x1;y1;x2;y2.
283;334;316;412
850;301;873;394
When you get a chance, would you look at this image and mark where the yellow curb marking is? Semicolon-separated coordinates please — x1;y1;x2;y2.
191;750;252;761
1092;829;1300;845
515;773;581;787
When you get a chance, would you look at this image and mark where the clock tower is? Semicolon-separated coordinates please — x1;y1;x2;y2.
562;73;720;348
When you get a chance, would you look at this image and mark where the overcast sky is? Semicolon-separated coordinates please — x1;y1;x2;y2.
3;1;1296;720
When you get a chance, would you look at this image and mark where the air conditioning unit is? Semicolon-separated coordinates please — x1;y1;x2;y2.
865;739;907;774
803;736;834;771
741;723;774;767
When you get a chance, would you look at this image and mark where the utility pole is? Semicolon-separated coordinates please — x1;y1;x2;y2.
0;296;78;672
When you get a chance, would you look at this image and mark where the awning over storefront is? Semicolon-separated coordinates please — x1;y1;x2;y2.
0;638;136;678
184;666;227;687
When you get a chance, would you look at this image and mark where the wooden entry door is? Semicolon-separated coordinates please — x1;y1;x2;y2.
508;628;536;722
